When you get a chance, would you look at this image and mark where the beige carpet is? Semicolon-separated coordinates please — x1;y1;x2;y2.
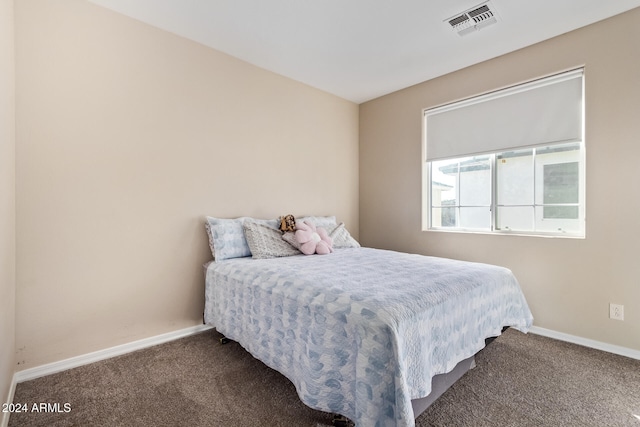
9;328;640;426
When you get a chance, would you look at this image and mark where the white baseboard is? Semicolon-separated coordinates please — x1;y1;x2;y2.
529;326;640;360
14;324;213;384
1;374;17;427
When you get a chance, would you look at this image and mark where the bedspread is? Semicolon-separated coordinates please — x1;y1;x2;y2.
204;247;533;427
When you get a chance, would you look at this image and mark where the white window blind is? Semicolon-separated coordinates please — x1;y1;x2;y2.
425;68;584;161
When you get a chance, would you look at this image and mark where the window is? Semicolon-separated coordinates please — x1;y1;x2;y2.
423;69;585;237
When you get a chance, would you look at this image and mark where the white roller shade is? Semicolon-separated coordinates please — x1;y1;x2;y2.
425;69;583;161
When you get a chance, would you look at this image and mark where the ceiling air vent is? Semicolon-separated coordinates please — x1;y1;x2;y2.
446;1;498;36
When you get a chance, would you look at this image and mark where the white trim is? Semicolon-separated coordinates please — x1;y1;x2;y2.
1;374;17;427
14;324;213;383
529;326;640;360
6;324;637;390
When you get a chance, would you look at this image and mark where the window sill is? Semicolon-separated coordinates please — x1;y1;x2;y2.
424;227;585;239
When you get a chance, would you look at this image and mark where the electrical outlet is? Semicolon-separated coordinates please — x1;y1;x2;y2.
609;303;624;321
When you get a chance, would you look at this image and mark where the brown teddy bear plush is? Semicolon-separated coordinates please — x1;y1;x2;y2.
278;214;296;233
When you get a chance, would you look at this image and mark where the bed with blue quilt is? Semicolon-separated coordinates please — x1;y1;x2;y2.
203;216;533;427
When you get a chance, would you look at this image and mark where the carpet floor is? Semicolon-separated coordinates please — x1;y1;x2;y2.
8;328;640;426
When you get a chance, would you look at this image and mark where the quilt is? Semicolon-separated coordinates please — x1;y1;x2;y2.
204;247;533;427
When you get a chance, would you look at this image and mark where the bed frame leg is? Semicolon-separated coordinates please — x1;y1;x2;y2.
219;336;231;345
332;414;354;427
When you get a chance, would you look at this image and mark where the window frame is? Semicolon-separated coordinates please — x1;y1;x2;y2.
422;68;586;239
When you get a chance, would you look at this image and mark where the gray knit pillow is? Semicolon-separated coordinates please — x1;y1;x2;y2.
243;220;300;259
281;231;301;250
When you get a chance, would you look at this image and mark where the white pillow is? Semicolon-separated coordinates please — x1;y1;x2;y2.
297;215;337;229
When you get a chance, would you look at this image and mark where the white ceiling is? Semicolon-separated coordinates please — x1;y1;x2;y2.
88;0;640;103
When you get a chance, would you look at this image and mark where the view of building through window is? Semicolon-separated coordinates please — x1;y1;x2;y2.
429;142;582;235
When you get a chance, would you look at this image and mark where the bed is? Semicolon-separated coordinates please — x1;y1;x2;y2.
203;217;533;427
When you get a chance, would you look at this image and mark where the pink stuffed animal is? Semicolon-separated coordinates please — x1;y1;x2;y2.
295;221;333;255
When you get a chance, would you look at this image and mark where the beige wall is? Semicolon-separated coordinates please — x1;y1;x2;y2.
360;8;640;351
0;0;15;408
15;0;358;369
